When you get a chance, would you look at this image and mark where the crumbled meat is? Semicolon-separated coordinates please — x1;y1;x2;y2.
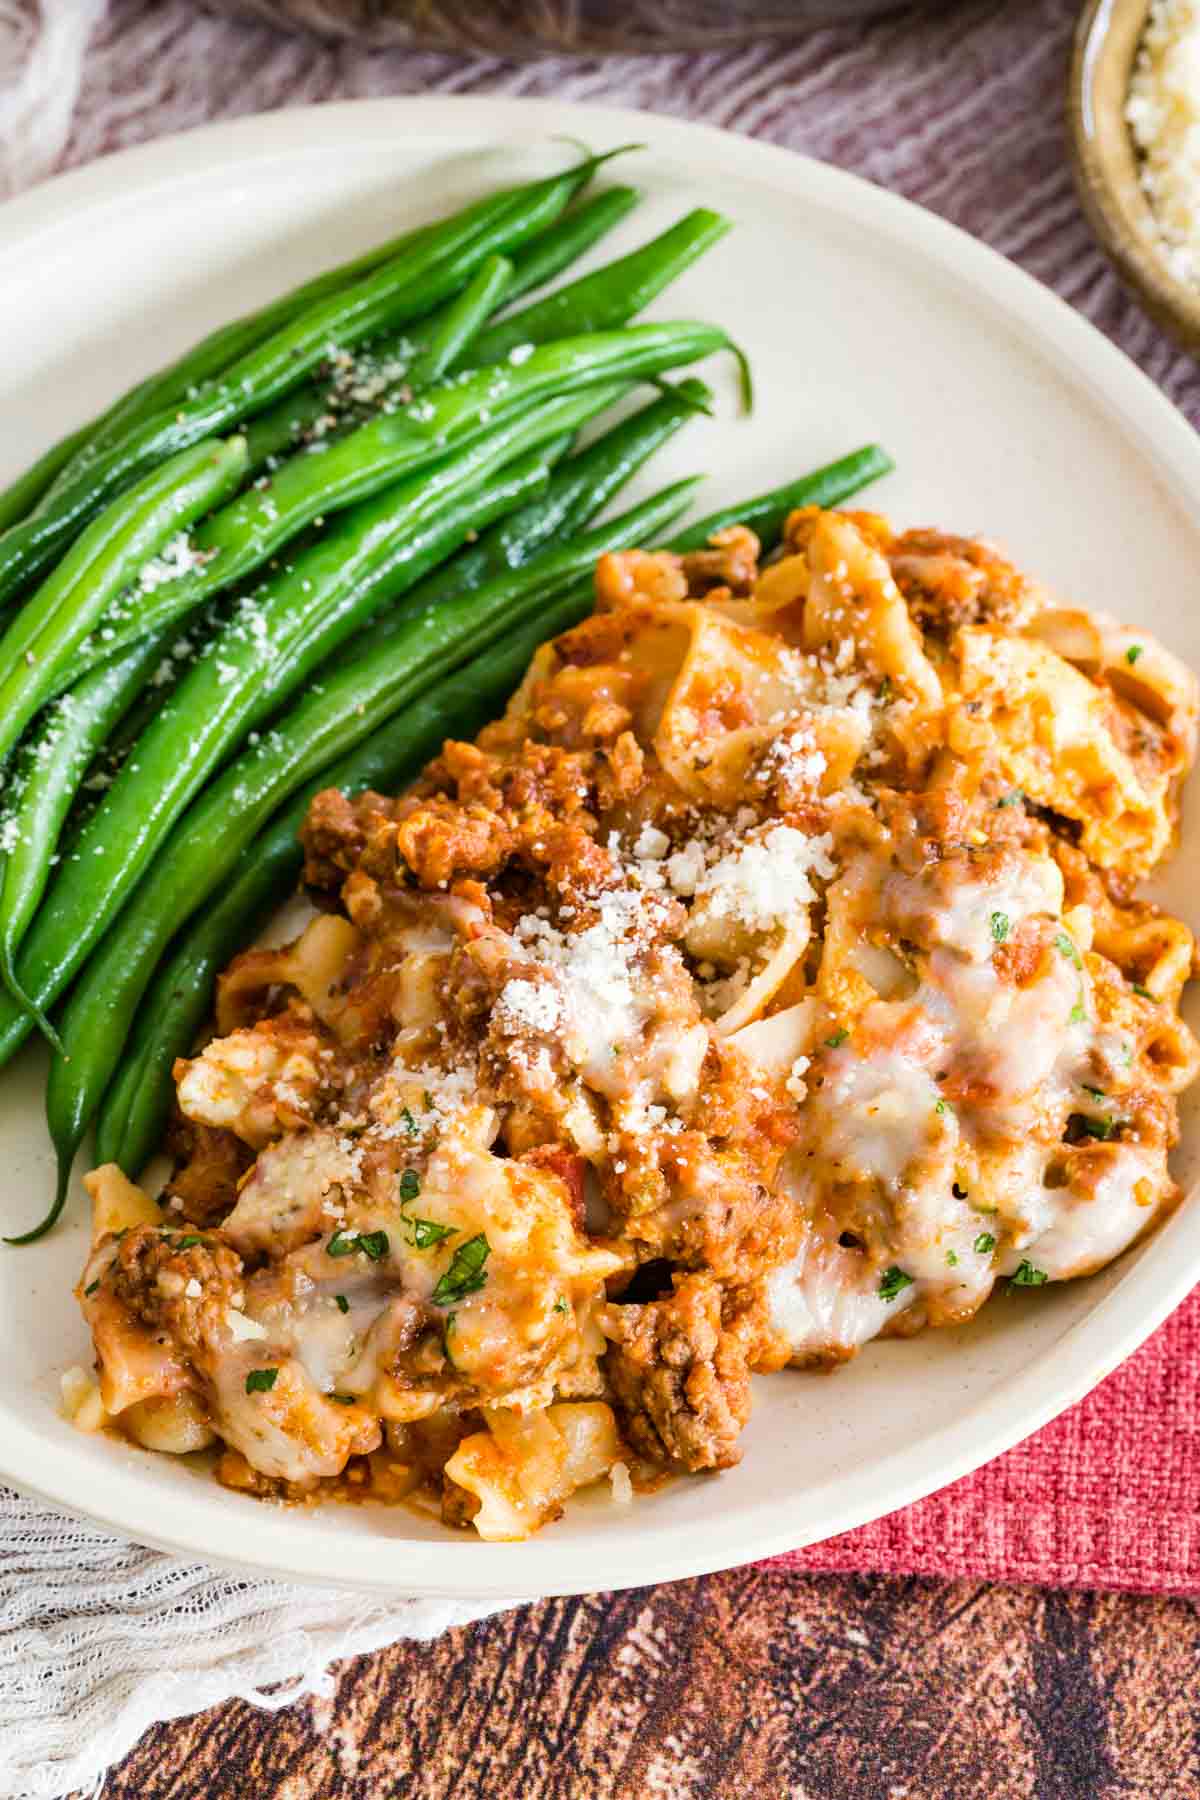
162;1118;253;1226
600;1273;756;1472
680;525;761;596
109;1226;243;1360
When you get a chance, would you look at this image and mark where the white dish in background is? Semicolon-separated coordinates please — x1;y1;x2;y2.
2;96;1200;1598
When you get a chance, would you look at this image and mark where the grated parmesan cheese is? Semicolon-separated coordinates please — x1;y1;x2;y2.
691;825;836;935
1127;1;1200;284
495;979;563;1034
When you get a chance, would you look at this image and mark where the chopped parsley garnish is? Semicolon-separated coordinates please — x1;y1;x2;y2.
1133;983;1155;1000
879;676;892;701
990;911;1010;943
327;1228;389;1261
878;1265;913;1301
401;1106;419;1137
431;1233;491;1306
404;1214;457;1251
1126;644;1143;665
173;1235;204;1250
1055;933;1082;967
245;1368;278;1394
1070;990;1087;1024
1011;1260;1048;1288
554;1295;569;1314
825;1028;849;1049
334;1294;349;1314
1082;1085;1106;1100
84;1279;100;1296
935;1098;953;1116
974;1232;996;1255
945;1249;959;1268
1071;1114;1118;1142
996;789;1024;808
399;1169;421;1202
423;1089;435;1110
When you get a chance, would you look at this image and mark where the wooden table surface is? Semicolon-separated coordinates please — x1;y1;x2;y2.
85;1568;1200;1798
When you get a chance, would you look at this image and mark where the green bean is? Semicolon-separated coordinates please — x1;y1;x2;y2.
0;152;621;608
458;209;731;370
0;631;173;1045
404;255;514;392
501;186;641;304
21;482;698;1236
382;375;712;619
668;444;896;554
31;210;445;506
96;600;579;1176
235;190;644;482
0;438;248;782
35;154;634;515
0;383;628;1052
65;321;730;678
0;429;90;535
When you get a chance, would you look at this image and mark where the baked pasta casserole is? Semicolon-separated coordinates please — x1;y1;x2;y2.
73;505;1200;1539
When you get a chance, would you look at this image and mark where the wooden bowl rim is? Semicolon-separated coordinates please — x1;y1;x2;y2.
1068;0;1200;353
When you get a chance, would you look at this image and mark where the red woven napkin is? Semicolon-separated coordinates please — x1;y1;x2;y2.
766;1289;1200;1593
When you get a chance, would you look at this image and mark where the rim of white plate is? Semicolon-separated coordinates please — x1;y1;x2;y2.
2;95;1200;1597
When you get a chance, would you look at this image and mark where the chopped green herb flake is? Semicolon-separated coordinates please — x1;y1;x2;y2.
945;1249;959;1268
401;1106;419;1137
974;1232;996;1255
825;1028;849;1049
935;1098;953;1116
399;1168;421;1202
1055;933;1081;967
432;1233;491;1306
1133;983;1155;1000
423;1089;435;1110
1082;1085;1106;1100
1011;1260;1049;1288
554;1295;569;1314
990;911;1010;943
1126;644;1143;665
84;1279;100;1297
175;1234;203;1250
357;1230;389;1263
879;1265;914;1301
405;1215;457;1251
996;789;1024;808
326;1229;357;1259
245;1368;278;1394
334;1294;349;1314
1070;990;1087;1024
879;676;892;701
1075;1114;1118;1141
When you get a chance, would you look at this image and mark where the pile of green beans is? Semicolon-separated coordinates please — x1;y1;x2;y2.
0;145;897;1244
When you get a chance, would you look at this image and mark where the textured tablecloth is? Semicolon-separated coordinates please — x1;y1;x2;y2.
4;0;1200;1793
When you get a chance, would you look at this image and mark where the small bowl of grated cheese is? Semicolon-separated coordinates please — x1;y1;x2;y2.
1070;0;1200;350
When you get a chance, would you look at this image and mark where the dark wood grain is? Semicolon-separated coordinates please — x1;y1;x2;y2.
81;1572;1200;1799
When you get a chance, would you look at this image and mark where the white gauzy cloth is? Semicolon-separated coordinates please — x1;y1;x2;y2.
0;1491;510;1799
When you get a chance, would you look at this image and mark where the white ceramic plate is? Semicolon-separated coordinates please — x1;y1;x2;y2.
3;97;1200;1599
